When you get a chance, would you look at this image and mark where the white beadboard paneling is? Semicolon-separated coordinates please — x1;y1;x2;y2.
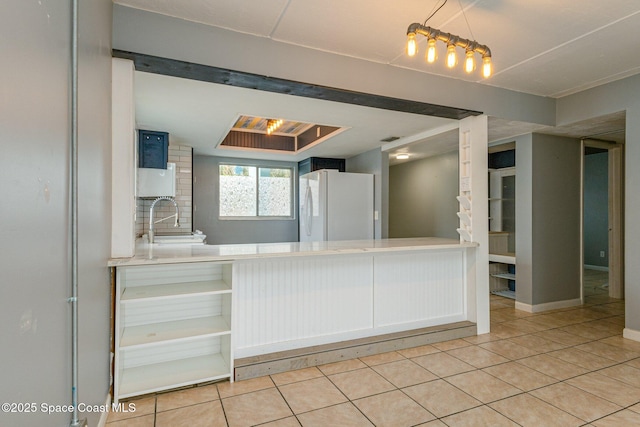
233;255;374;352
374;250;465;327
120;335;223;369
118;335;232;398
120;262;230;287
122;294;224;327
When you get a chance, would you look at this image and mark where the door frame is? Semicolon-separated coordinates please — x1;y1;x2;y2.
580;139;624;300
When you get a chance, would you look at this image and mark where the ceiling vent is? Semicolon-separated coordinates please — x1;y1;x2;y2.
380;136;400;142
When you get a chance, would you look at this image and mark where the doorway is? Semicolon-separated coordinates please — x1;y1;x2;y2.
581;139;624;300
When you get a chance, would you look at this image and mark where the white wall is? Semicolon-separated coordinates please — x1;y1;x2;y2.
388;151;459;239
0;1;112;426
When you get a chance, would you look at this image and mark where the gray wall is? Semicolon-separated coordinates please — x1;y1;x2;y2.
193;155;299;244
557;76;640;332
584;152;609;268
515;134;534;305
516;134;582;306
0;1;112;426
557;75;640;332
388;151;459;239
346;148;389;239
111;5;556;127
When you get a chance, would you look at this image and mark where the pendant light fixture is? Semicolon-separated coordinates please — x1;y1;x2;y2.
266;119;283;135
406;23;492;78
405;0;492;78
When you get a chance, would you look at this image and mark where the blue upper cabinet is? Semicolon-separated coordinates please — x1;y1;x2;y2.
138;129;169;169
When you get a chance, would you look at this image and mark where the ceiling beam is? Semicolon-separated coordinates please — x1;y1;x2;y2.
112;49;482;121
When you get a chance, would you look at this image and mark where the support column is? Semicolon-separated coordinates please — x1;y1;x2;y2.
458;115;489;334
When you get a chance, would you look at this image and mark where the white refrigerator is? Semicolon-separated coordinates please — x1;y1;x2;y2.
299;169;374;242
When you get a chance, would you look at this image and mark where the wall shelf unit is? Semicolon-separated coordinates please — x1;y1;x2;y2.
491;272;516;281
488;159;516;298
114;262;233;403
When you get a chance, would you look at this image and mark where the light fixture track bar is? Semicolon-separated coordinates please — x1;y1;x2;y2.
407;23;491;57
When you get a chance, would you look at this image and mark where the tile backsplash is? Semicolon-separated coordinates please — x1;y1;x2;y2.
136;144;193;238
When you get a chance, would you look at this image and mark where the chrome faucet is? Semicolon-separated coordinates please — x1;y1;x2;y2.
148;196;179;244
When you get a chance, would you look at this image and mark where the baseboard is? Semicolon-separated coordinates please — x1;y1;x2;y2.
584;264;609;272
97;394;111;427
235;321;477;380
623;328;640;342
515;298;582;313
514;301;533;312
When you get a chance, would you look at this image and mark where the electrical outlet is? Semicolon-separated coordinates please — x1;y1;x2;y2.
600;251;605;258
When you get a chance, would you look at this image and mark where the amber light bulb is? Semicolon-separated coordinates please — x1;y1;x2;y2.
464;50;476;73
406;32;417;57
446;44;457;68
426;38;437;63
482;56;492;78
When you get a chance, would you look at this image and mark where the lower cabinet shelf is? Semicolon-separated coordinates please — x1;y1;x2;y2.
120;316;231;347
491;272;516;280
118;352;231;399
114;262;233;404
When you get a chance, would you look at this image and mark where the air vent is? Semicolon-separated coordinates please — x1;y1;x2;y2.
381;136;400;142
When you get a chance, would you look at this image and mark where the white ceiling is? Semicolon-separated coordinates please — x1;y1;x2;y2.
116;0;636;163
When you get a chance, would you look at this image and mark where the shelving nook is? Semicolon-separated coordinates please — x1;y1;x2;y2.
114;261;233;403
488;165;516;297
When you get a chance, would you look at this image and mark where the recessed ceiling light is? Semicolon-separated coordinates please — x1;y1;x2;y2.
396;153;410;160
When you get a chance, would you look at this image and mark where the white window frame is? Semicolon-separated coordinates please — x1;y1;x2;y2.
218;162;295;220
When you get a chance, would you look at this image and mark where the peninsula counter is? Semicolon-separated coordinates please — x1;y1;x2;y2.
109;238;479;402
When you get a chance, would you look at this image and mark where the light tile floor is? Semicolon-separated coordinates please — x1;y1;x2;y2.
108;271;640;426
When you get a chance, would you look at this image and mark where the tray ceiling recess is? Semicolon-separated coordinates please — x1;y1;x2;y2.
219;115;344;154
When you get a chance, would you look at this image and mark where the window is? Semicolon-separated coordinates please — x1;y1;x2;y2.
219;164;293;218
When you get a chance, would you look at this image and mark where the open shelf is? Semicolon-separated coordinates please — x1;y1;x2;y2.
491;272;516;280
115;262;234;403
120;316;231;347
457;228;472;241
118;353;231;398
121;280;231;302
457;212;471;227
456;195;471;210
489;253;516;264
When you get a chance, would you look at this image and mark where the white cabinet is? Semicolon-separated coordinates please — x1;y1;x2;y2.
114;262;233;403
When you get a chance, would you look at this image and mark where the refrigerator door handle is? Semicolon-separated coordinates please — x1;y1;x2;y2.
304;185;313;236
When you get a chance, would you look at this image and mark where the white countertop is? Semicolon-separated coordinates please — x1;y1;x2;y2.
108;237;478;267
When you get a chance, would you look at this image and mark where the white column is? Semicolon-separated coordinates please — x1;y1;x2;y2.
459;115;489;334
111;58;137;258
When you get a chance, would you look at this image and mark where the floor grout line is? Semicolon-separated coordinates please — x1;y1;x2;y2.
109;277;640;426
